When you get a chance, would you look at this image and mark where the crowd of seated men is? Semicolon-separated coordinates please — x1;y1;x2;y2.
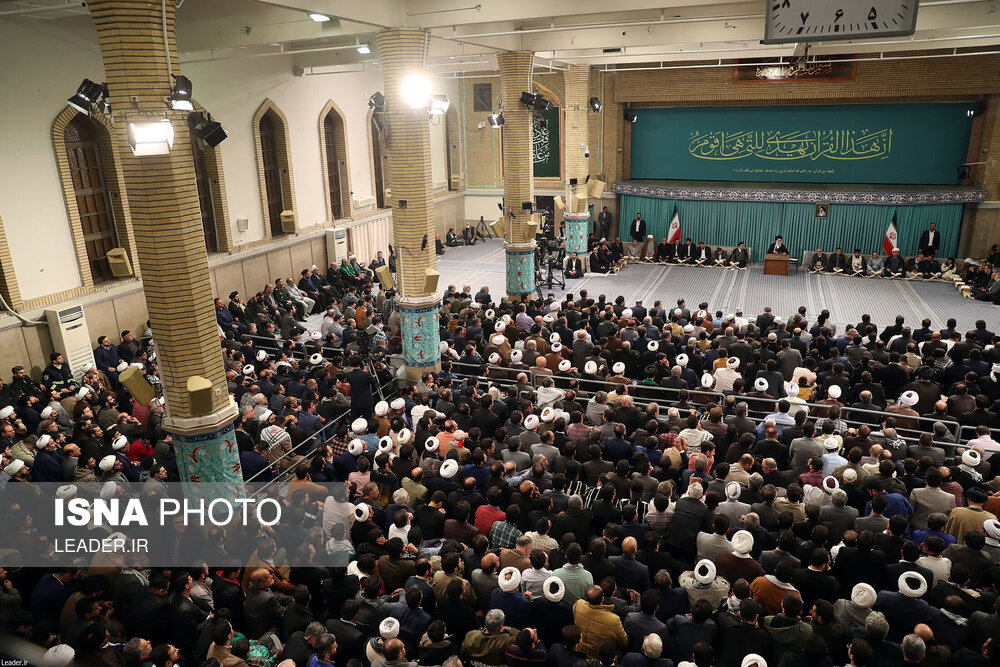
4;242;1000;667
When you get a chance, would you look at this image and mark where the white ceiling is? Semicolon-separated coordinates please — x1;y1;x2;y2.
3;0;1000;71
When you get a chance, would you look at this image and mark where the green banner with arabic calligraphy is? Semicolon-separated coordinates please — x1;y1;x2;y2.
533;107;560;178
630;103;975;184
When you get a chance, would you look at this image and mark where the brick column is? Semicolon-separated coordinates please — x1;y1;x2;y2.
87;0;241;495
497;51;537;298
563;65;591;257
376;28;441;379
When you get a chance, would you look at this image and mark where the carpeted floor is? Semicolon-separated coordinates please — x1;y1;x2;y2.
435;239;1000;331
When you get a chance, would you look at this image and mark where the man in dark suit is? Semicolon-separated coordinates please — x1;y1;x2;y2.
629;213;646;242
919;222;940;256
768;235;790;254
598;206;613;240
345;356;378;418
692;241;712;265
244;568;293;639
565;252;584;279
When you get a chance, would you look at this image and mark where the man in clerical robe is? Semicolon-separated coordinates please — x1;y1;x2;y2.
849;250;866;276
640;235;656;261
729;242;749;269
655;238;671;262
883;248;906;278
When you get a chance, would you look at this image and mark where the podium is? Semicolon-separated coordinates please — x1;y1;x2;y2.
764;253;790;276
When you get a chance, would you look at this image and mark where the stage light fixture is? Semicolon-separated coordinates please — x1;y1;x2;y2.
624;109;637;123
357;44;371;54
497;202;504;212
368;91;385;111
127;118;174;156
308;12;331;21
487;112;504;128
522;202;534;210
532;94;552;111
428;95;451;115
520;92;536;106
168;74;193;111
195;120;228;148
589;96;603;113
68;79;104;115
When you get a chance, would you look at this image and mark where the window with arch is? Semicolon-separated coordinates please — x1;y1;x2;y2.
259;114;284;236
64;116;117;283
318;102;352;222
371;114;387;209
188;114;219;253
253;100;296;239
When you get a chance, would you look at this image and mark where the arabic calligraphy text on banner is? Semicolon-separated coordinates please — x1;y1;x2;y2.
688;129;892;161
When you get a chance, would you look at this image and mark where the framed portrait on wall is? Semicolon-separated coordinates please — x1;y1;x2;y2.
815;203;830;219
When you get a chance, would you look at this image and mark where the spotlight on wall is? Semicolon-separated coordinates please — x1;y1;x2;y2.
624;109;638;123
68;79;105;115
589;96;603;113
428;95;451;115
368;91;385;111
520;92;536;106
168;74;193;111
127;118;174;156
194;118;228;148
967;102;983;118
357;44;371;54
487;112;504;128
401;74;431;110
308;12;331;21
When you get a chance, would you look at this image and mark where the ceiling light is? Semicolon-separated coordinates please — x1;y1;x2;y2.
624;109;637;123
357;44;371;54
127;119;174;156
168;74;193;111
401;74;431;110
368;91;385;111
428;95;450;115
68;79;104;115
308;12;331;22
589;96;602;113
487;112;504;128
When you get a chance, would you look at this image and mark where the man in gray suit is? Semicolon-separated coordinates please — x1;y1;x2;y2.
909;468;957;530
572;330;594;368
776;340;803;381
821;488;859;545
789;422;824;476
854;494;890;534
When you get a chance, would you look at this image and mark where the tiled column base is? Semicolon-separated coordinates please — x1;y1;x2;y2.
171;419;245;499
506;243;537;298
564;212;590;256
399;294;442;380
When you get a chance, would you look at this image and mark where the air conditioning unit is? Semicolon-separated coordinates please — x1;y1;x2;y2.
44;305;96;380
325;227;349;266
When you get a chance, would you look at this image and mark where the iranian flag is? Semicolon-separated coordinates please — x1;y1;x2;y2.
667;212;681;243
882;214;899;255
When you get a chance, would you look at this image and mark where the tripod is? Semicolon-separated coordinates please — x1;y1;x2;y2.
475;215;493;240
365;357;386;401
535;250;566;293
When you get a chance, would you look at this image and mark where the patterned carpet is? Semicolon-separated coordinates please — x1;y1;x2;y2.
436;239;1000;331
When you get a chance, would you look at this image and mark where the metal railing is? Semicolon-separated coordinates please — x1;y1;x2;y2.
443;360;995;451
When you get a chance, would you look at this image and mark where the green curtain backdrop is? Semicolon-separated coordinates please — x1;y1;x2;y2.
619;195;963;261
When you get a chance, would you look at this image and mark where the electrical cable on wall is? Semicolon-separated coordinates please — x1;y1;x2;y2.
0;294;45;326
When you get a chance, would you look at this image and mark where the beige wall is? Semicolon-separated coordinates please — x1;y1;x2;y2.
0;222;347;378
